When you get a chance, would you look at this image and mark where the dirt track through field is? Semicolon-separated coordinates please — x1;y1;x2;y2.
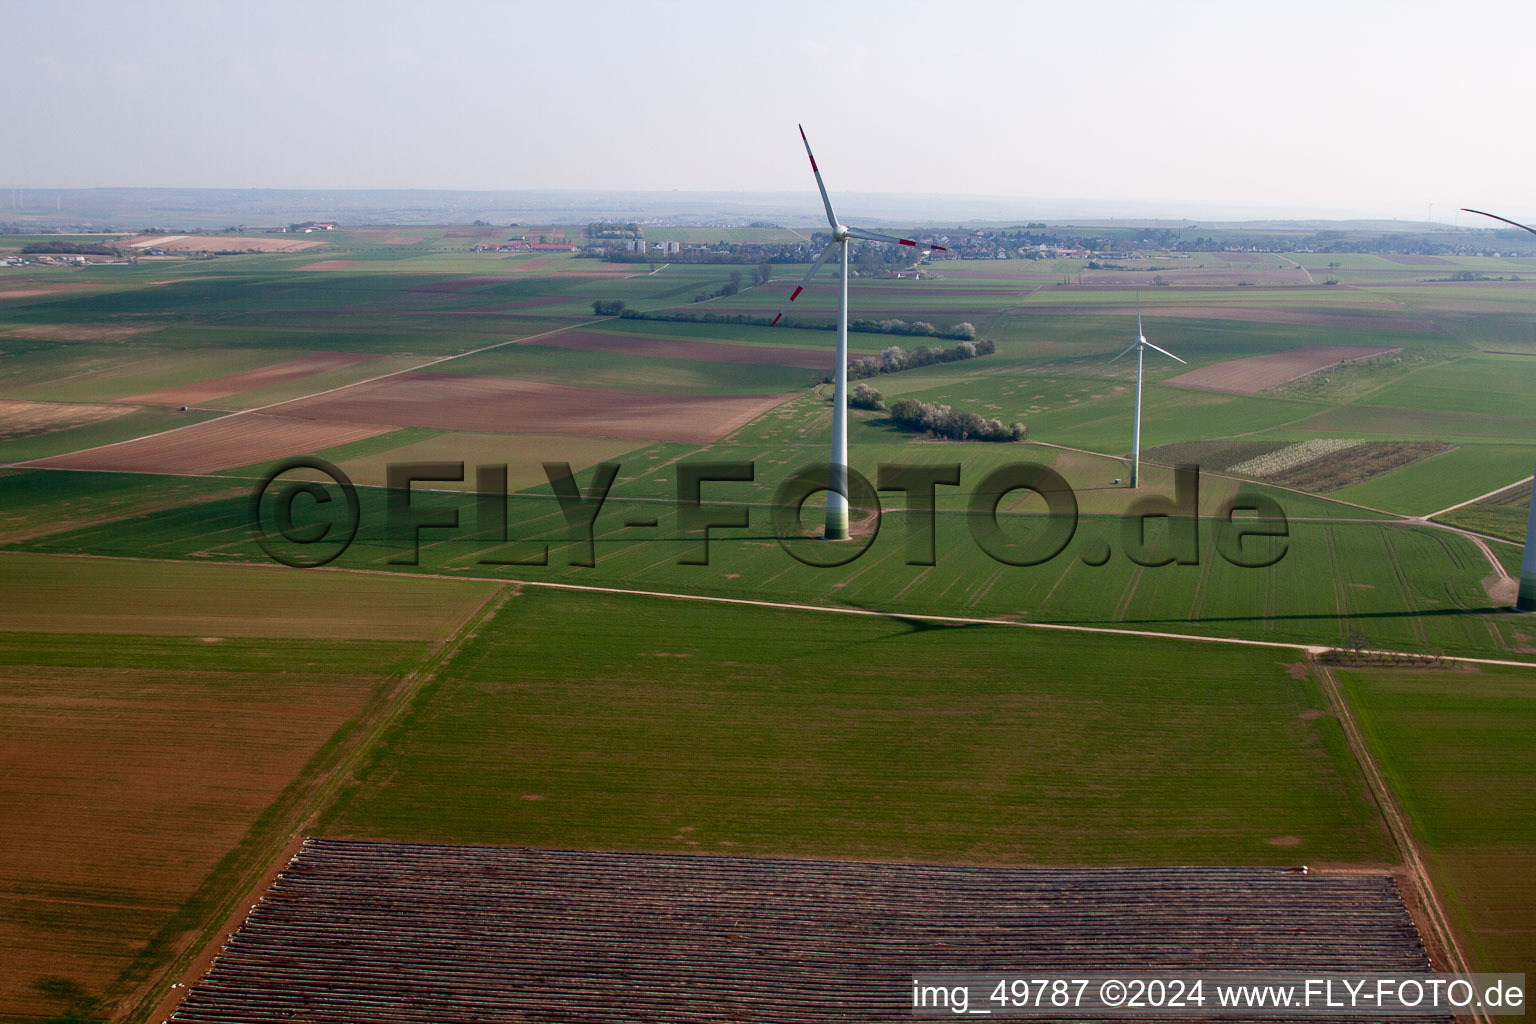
1164;345;1400;394
24;414;392;474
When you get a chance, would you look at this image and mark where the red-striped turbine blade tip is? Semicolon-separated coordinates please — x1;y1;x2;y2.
898;238;916;246
770;313;783;326
798;125;818;171
789;286;803;300
930;244;947;252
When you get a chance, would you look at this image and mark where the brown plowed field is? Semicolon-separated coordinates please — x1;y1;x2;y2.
119;352;381;407
1164;345;1400;394
542;330;833;369
26;414;393;474
0;666;384;1021
0;399;130;439
269;373;792;444
1017;303;1436;331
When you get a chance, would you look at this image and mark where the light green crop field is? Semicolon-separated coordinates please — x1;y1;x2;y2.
1339;663;1536;976
4;233;1536;1020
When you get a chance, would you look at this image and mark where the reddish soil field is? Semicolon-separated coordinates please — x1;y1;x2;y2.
119;352;381;407
380;236;421;245
27;414;392;475
297;259;362;271
0;664;386;1021
1164;344;1400;394
269;373;792;444
1016;303;1437;331
541;331;834;370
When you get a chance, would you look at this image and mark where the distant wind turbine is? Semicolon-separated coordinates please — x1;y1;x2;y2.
1109;294;1185;488
1462;207;1536;610
771;125;945;540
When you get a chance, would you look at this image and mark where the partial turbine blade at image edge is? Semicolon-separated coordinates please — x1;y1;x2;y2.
770;242;837;326
1461;208;1536;237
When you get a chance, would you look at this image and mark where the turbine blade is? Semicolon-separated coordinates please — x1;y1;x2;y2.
1136;292;1143;338
1108;341;1139;364
799;124;839;230
844;225;947;251
769;242;837;326
1141;339;1186;364
1461;208;1536;237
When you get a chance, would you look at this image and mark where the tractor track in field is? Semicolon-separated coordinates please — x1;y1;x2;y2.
6;316;622;469
1323;527;1351;635
1187;539;1216;621
1112;564;1144;622
1382;531;1429;646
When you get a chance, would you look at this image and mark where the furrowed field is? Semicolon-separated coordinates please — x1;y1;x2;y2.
3;231;1534;1021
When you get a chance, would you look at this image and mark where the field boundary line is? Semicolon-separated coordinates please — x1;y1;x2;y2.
11;549;1536;669
17;316;619;466
134;579;515;1024
1313;661;1487;1024
1427;473;1534;518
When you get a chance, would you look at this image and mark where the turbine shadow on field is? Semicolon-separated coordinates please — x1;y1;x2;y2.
1109;605;1513;627
838;601;996;638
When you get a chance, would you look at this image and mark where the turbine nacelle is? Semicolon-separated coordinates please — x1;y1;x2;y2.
768;126;944;327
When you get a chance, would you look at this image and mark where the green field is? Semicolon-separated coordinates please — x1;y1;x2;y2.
324;586;1390;866
5;230;1536;1020
1340;663;1536;976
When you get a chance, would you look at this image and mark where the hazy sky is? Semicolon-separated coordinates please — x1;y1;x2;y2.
6;0;1534;221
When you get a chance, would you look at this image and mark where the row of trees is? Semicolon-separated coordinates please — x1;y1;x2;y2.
592;299;627;315
836;339;995;383
888;397;1026;442
690;264;774;302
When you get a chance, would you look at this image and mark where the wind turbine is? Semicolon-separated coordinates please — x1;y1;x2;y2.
1462;207;1536;610
1109;294;1185;488
771;125;945;540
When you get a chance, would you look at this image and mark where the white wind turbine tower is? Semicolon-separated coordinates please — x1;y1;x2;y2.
1462;207;1536;610
1109;294;1185;488
771;125;946;540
